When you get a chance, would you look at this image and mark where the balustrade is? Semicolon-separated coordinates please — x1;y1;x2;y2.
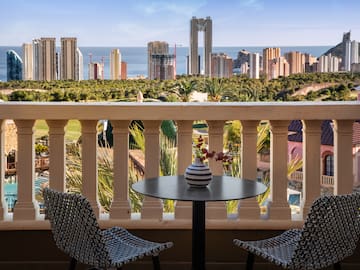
0;102;359;230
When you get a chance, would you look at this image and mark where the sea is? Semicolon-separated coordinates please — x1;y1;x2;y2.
0;45;332;82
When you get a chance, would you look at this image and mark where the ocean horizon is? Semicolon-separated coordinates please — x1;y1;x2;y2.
0;45;332;82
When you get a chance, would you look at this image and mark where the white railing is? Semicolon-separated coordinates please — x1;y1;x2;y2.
0;101;359;230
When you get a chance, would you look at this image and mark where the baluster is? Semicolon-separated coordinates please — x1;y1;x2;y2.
13;120;38;220
333;120;354;195
110;120;131;219
47;120;67;192
207;120;227;219
302;120;321;218
175;120;193;219
238;120;261;219
0;120;6;219
141;120;163;219
81;120;100;217
268;120;291;220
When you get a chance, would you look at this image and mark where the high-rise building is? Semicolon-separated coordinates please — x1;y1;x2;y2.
150;54;175;80
270;57;289;79
344;40;352;71
60;37;77;80
110;49;122;80
249;53;260;79
263;48;281;79
318;54;340;72
351;40;359;65
189;16;212;76
341;31;351;70
76;48;83;81
22;43;33;80
284;51;305;74
121;61;127;80
210;53;233;78
6;50;23;81
147;41;168;78
39;37;56;81
32;39;41;80
89;62;103;80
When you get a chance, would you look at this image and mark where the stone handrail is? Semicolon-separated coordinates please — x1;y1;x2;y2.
0;101;359;229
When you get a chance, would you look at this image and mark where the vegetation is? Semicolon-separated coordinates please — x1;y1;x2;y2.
1;72;359;103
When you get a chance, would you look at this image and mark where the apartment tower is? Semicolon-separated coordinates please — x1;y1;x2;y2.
32;39;41;80
210;53;233;78
263;47;280;79
110;49;122;80
76;48;83;81
284;51;305;74
189;16;212;76
147;41;168;78
249;53;260;79
22;43;33;80
60;37;77;80
6;50;23;81
39;37;56;81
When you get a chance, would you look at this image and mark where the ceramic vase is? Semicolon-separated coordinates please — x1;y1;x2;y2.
184;158;212;187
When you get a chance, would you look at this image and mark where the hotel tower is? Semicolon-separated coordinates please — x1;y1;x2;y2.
22;43;33;80
110;49;122;80
39;37;56;81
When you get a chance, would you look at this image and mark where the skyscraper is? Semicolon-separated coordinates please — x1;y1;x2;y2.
76;48;83;81
284;51;305;74
121;62;127;80
210;53;233;78
39;37;56;81
249;53;260;79
263;48;281;80
22;43;33;80
189;16;212;76
6;50;23;81
150;54;176;80
32;39;41;80
110;49;122;80
61;37;77;80
147;41;168;78
89;62;103;80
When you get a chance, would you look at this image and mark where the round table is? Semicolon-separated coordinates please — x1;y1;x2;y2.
132;175;267;270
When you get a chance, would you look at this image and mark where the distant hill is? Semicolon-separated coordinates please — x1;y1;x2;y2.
322;42;343;58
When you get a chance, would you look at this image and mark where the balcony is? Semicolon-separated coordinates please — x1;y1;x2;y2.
0;101;360;269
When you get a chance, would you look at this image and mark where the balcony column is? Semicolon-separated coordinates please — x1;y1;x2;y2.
302;120;321;218
175;120;193;219
269;120;291;220
0;120;7;219
110;120;131;219
238;120;261;219
47;120;67;192
141;120;163;219
206;120;227;219
80;120;100;217
333;120;354;195
13;120;38;220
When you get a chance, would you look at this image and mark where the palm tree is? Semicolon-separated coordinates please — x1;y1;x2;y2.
170;79;197;101
203;78;226;102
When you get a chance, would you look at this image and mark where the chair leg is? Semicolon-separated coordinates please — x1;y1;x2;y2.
68;257;77;270
334;262;341;270
246;252;254;270
152;255;161;270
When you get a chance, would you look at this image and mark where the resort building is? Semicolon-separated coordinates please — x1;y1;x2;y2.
39;37;57;81
263;47;281;80
210;53;233;78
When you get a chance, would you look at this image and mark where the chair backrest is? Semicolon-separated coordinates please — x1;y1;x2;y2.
43;188;110;267
291;192;360;269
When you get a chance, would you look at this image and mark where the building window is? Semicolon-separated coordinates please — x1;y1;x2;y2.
324;155;334;176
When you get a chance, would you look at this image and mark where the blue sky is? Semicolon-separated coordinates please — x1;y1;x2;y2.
1;0;359;46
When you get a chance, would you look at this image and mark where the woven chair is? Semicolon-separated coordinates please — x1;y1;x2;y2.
233;192;360;270
43;188;173;270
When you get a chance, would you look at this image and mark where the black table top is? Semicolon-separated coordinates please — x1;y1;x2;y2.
132;175;267;202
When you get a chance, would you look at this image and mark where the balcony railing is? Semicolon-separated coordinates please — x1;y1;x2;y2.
0;101;359;231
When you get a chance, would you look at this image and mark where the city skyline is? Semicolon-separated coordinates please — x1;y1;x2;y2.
1;0;360;47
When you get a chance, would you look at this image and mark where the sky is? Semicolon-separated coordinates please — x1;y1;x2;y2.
1;0;360;47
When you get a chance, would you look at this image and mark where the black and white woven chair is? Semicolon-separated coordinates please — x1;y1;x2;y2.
43;188;173;270
233;192;360;270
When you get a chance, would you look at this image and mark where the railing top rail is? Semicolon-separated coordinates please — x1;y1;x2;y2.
0;101;359;120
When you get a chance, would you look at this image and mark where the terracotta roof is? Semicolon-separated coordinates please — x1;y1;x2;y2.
288;120;360;146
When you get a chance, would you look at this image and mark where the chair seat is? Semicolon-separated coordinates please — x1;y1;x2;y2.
234;229;301;268
102;227;173;267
